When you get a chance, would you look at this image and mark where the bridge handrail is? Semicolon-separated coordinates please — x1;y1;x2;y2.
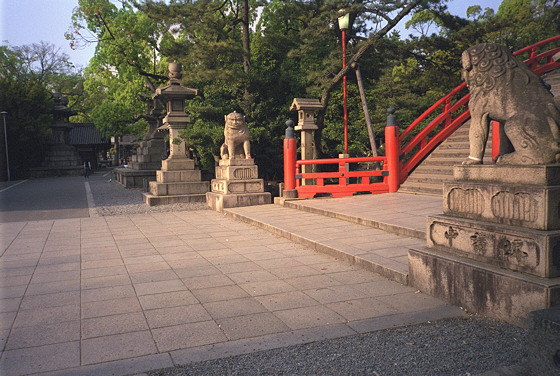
296;156;386;166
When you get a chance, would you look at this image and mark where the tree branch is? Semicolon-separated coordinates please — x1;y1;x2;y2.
319;0;423;109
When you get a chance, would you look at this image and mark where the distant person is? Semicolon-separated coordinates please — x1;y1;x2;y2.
84;161;91;178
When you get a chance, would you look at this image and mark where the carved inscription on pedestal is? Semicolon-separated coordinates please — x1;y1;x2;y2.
491;191;538;223
447;188;484;215
233;167;255;179
496;237;532;264
212;181;226;194
470;232;488;255
429;220;541;272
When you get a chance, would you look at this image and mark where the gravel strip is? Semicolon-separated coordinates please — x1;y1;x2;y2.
87;170;210;216
148;316;527;376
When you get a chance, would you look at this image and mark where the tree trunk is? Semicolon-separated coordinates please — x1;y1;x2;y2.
242;0;250;75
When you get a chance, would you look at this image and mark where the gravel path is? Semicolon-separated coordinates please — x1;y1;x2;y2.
88;170;528;376
87;170;209;216
148;316;527;376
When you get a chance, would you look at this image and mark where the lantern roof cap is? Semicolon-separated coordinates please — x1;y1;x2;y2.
290;98;322;112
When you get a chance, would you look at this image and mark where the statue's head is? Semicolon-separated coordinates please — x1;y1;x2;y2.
461;43;518;92
224;111;246;129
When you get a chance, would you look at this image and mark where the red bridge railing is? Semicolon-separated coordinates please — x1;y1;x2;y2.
294;156;388;198
284;36;560;199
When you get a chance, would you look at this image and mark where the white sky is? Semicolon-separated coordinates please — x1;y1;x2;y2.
0;0;503;69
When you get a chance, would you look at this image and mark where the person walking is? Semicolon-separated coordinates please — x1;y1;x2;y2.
84;161;91;178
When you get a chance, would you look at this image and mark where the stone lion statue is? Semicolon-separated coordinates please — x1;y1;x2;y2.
220;111;251;159
461;43;560;165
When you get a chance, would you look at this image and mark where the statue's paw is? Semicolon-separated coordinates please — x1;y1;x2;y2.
462;157;482;165
221;155;228;160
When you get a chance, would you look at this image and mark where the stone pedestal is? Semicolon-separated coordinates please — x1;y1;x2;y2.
206;158;271;212
30;143;83;177
115;137;166;188
409;165;560;326
142;156;209;206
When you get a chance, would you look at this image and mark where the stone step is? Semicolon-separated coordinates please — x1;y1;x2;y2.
142;192;207;206
224;203;416;285
398;182;444;196
408;165;455;176
148;181;210;196
403;173;454;185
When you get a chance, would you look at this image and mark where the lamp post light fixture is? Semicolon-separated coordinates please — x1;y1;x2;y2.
1;111;9;181
338;11;351;155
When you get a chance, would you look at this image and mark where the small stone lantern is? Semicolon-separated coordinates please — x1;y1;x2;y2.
290;98;322;184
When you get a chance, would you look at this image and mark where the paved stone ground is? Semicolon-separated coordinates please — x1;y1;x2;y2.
0;173;528;375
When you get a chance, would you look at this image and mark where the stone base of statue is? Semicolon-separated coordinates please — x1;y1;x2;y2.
30;144;83;177
115;138;166;188
142;156;210;206
408;165;560;326
206;158;271;212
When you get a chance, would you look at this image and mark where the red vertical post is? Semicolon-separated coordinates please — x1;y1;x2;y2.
492;121;500;163
385;108;400;193
342;29;348;155
283;120;297;191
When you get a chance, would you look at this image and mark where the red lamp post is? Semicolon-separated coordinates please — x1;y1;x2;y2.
338;11;351;155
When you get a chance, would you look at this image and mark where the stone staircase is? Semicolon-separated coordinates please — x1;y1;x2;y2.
398;67;560;196
398;122;493;196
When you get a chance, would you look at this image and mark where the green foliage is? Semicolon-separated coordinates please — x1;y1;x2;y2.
68;0;560;182
70;0;169;139
0;45;55;178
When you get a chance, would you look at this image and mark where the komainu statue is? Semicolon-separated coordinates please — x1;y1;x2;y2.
220;111;251;159
461;43;560;165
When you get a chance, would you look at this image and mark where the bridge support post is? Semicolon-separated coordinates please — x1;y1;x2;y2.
385;108;400;193
283;120;298;198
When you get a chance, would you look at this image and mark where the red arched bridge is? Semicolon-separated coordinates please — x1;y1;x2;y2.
283;36;560;199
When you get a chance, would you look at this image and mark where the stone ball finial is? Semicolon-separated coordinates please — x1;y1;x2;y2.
168;60;182;80
387;107;395;115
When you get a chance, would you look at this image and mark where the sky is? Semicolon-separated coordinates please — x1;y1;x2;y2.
1;0;503;70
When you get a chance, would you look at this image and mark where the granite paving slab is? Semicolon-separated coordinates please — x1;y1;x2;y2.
0;208;463;375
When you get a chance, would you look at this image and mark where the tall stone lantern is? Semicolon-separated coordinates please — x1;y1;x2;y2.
154;61;198;162
143;62;210;205
30;92;83;177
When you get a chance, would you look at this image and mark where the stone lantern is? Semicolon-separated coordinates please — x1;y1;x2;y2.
51;92;77;146
153;61;198;163
143;62;210;206
30;92;83;177
290;98;322;184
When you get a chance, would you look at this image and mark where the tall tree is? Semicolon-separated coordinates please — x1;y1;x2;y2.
68;0;169;139
0;43;78;179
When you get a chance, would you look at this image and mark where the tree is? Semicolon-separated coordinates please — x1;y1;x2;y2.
0;44;61;179
68;0;169;141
